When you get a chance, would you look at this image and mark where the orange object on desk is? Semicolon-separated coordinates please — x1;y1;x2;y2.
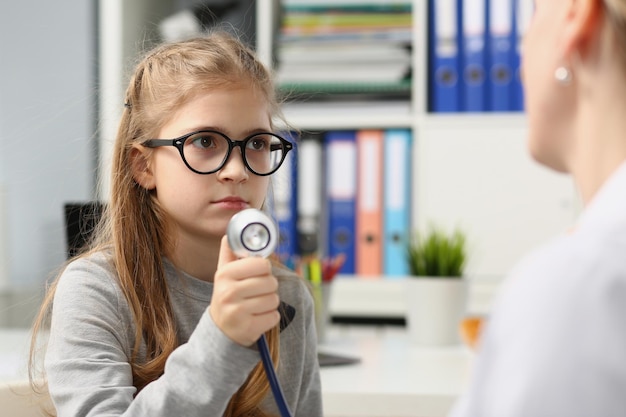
460;316;484;350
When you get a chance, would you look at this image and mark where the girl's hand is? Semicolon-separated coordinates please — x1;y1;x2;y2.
209;236;281;347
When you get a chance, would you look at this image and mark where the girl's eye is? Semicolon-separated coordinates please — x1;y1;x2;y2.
247;136;269;151
190;133;218;149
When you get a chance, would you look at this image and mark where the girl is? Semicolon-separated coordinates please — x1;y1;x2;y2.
29;31;322;417
451;0;626;416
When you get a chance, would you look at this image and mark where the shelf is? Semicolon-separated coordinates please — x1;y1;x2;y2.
328;276;500;319
278;81;411;97
419;112;528;129
278;101;527;131
279;100;414;130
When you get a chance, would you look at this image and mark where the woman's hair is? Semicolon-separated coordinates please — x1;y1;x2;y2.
30;31;285;417
604;0;626;61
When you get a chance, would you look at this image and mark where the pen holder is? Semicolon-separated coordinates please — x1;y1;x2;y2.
313;282;332;344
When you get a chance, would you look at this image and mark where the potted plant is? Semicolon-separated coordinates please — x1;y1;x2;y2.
405;225;469;346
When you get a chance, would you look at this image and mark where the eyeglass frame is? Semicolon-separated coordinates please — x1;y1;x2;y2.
142;130;293;176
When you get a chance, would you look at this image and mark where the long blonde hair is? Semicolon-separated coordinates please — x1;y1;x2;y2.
604;0;626;60
30;32;284;417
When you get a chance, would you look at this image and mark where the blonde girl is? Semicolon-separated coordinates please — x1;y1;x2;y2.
30;31;322;417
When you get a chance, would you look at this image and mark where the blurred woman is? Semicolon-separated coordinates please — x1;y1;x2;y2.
451;1;626;416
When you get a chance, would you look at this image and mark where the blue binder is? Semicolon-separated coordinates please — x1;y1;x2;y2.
512;0;534;111
274;132;298;264
462;0;488;111
383;129;412;277
511;43;523;112
429;0;462;112
325;131;357;274
488;0;515;111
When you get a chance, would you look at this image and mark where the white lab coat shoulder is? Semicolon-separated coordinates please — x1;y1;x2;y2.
451;162;626;417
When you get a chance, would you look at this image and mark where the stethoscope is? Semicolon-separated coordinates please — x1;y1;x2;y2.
227;209;292;417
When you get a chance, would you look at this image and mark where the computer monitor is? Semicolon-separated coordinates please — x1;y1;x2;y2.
64;202;105;259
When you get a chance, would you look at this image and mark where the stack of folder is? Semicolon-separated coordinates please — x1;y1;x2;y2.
276;0;413;99
428;0;534;112
272;129;413;279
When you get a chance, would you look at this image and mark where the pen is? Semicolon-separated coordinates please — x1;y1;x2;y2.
323;254;345;282
309;258;322;286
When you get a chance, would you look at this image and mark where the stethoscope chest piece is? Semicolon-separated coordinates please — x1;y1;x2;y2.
227;208;278;259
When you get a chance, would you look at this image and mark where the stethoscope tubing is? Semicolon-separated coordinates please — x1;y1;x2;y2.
257;334;293;417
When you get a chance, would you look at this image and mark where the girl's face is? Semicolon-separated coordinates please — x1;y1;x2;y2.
148;85;272;245
522;0;574;172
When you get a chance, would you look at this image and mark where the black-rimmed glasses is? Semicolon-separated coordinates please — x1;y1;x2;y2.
143;130;293;176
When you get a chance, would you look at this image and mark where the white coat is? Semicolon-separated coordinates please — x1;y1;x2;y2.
450;161;626;417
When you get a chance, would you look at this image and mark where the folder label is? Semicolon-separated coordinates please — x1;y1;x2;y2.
298;140;322;217
328;142;356;199
360;140;380;211
387;138;406;210
491;0;512;47
436;0;458;58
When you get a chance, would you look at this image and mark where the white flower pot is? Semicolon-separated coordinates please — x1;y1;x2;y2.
405;277;468;346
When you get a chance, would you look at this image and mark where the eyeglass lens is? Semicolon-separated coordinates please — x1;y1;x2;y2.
182;132;286;175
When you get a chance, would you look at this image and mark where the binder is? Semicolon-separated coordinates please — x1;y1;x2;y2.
488;0;515;111
356;129;384;277
462;0;488;111
296;133;323;257
273;132;298;264
325;131;357;274
513;0;534;111
383;129;412;277
429;0;461;112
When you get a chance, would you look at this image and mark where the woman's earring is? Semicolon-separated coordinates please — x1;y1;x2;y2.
554;66;572;85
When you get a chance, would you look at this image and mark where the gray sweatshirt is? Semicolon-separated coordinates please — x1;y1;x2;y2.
45;252;323;417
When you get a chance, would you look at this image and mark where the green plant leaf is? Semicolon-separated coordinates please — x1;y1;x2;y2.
406;225;467;278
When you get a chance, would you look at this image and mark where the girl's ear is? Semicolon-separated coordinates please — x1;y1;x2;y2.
130;145;156;190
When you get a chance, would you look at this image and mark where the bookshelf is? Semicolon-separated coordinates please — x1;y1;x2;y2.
98;0;579;319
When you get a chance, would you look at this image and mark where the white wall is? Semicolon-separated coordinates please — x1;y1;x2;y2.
0;0;96;289
415;116;580;280
98;0;176;199
0;185;7;290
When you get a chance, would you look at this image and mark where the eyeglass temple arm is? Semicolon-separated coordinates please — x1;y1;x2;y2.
272;141;293;152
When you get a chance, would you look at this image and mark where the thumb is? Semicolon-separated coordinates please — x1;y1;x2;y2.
217;235;238;270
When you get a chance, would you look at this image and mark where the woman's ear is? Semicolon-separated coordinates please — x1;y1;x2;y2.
130;145;156;190
561;0;603;58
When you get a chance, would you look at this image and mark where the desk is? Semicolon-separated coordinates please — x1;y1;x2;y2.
320;326;471;417
0;328;31;383
0;327;472;417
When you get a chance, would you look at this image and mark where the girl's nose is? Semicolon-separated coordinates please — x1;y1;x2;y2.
216;148;249;182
